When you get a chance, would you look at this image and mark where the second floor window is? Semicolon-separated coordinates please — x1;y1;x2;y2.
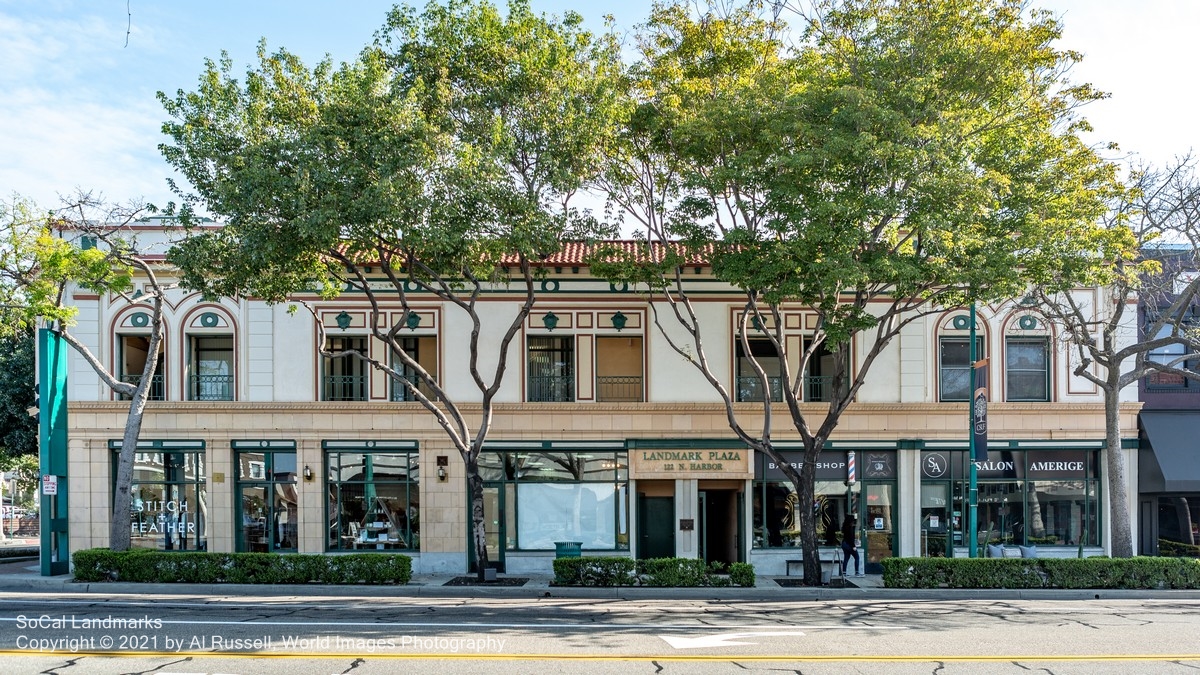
736;338;782;403
118;335;165;401
528;336;574;402
939;337;983;402
323;337;367;401
391;337;438;402
1005;338;1049;402
595;336;643;402
1146;324;1190;390
190;335;234;401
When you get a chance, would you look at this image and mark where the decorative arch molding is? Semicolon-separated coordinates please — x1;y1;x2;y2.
109;303;168;334
179;303;238;333
934;308;994;337
931;309;992;402
1000;310;1051;336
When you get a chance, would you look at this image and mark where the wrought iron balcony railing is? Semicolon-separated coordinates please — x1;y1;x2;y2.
736;375;783;403
323;375;367;402
527;374;575;402
736;375;834;403
189;374;233;401
596;375;643;402
119;374;165;401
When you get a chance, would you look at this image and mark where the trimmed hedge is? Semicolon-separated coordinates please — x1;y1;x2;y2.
881;556;1200;590
0;546;38;559
72;549;412;585
552;556;637;586
552;556;755;587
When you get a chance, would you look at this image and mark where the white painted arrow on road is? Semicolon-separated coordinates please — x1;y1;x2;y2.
660;631;807;649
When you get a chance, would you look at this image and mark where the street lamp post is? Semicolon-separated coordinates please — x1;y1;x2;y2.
968;302;979;558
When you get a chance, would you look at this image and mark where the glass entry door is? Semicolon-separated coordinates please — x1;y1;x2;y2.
471;483;512;572
860;483;896;573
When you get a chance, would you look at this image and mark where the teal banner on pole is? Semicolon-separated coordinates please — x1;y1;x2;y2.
38;328;70;576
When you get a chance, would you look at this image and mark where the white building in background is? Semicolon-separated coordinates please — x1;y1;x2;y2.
61;221;1139;574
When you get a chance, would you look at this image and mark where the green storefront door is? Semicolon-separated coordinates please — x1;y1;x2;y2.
637;495;675;559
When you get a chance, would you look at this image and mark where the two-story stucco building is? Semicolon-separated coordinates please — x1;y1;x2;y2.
58;223;1141;574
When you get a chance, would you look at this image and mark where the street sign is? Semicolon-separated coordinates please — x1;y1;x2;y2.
41;474;57;496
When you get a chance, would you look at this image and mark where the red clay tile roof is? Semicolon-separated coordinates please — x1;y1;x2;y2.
506;240;714;266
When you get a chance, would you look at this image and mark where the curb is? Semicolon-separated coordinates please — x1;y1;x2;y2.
2;574;1200;601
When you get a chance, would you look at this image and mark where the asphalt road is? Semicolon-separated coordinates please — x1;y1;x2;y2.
0;591;1197;674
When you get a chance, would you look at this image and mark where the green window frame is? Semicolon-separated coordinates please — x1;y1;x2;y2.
324;440;420;552
233;440;298;553
110;439;206;552
480;450;629;551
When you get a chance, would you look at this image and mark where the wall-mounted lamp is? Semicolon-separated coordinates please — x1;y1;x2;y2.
303;465;313;481
437;466;447;482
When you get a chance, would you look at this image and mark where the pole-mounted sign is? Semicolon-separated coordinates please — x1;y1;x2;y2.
972;358;989;462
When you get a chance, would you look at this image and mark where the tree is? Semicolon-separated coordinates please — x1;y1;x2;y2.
159;0;621;578
596;0;1126;584
1033;156;1200;558
0;200;38;461
0;327;37;458
0;192;166;551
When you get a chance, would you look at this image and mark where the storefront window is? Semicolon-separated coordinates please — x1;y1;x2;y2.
977;482;1024;546
1158;495;1200;557
326;445;419;551
930;448;1101;549
234;442;297;553
112;441;206;551
753;451;892;549
480;451;628;551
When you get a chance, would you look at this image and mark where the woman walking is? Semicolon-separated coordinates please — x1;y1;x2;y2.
841;515;863;577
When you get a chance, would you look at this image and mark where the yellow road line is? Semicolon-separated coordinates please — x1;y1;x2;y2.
1;651;1199;662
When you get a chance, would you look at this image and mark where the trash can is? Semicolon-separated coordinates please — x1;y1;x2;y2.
554;541;582;559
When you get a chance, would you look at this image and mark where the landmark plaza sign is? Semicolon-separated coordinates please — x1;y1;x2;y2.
629;448;752;480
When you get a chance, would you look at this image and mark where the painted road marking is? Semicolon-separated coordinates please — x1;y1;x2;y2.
0;616;907;631
661;631;807;648
1;651;1199;662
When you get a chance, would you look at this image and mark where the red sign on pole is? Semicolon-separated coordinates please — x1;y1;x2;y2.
41;474;58;496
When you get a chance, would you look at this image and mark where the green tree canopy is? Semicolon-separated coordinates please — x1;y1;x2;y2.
159;0;623;577
595;0;1134;583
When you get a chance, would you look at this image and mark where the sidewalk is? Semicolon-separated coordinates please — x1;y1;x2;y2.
0;558;1198;601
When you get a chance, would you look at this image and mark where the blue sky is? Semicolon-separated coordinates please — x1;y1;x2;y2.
2;0;1197;210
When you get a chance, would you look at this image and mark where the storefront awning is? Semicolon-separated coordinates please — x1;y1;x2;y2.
1140;412;1200;493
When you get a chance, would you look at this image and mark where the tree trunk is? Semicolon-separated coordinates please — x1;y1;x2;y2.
109;385;150;552
1104;389;1134;557
467;453;489;581
797;438;821;586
